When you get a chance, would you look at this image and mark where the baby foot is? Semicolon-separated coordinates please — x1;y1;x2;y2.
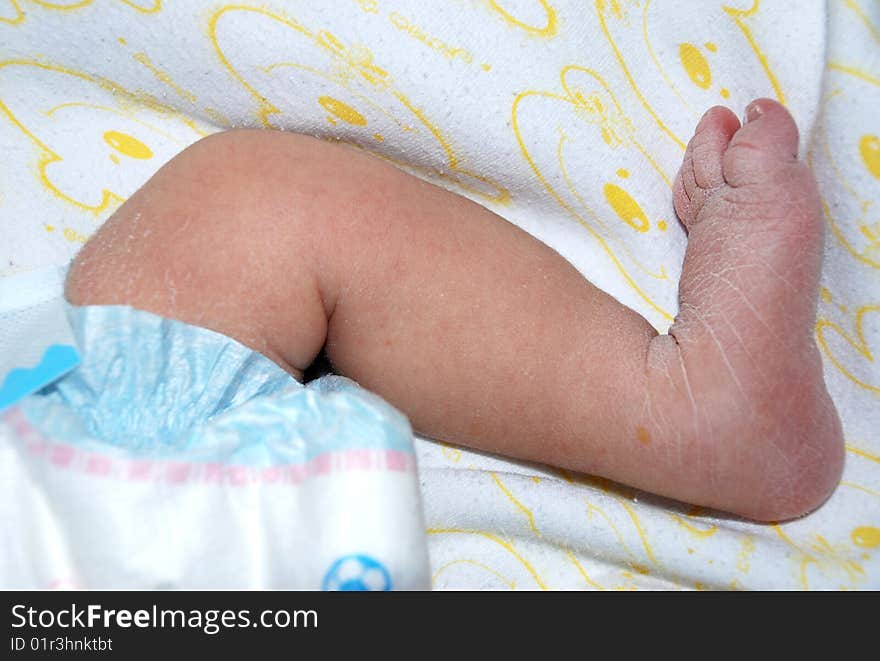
653;99;844;521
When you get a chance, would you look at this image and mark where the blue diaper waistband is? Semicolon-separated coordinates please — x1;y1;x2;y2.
19;303;414;466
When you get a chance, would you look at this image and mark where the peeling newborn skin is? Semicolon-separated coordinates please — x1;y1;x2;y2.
65;100;844;524
658;99;843;521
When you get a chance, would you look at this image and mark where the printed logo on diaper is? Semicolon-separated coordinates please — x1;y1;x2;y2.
0;344;80;413
322;555;392;591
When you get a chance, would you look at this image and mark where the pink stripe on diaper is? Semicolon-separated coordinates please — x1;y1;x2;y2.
344;449;372;470
284;464;308;483
50;444;75;468
203;463;225;484
261;466;281;483
127;460;153;481
86;454;112;476
385;450;409;471
2;407;416;487
227;466;249;485
313;453;332;475
166;462;192;484
5;409;49;457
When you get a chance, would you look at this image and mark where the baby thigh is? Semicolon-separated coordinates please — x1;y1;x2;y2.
65;129;345;380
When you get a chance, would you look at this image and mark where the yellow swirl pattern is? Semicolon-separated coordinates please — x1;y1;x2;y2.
1;0;877;591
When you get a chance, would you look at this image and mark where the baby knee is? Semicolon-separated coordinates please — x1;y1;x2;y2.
170;129;396;249
66;129;336;372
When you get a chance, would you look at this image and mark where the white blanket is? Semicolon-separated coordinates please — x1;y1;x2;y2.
1;0;878;589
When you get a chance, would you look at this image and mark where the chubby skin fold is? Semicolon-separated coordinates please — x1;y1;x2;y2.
66;98;844;522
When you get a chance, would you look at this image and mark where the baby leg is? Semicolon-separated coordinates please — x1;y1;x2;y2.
67;113;842;522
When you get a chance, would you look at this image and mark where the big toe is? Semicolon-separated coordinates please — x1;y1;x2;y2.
722;98;801;188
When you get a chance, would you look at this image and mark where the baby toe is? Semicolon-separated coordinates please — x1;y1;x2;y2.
722;98;801;188
674;106;741;228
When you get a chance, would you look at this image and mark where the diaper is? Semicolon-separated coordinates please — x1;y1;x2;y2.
0;295;430;589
